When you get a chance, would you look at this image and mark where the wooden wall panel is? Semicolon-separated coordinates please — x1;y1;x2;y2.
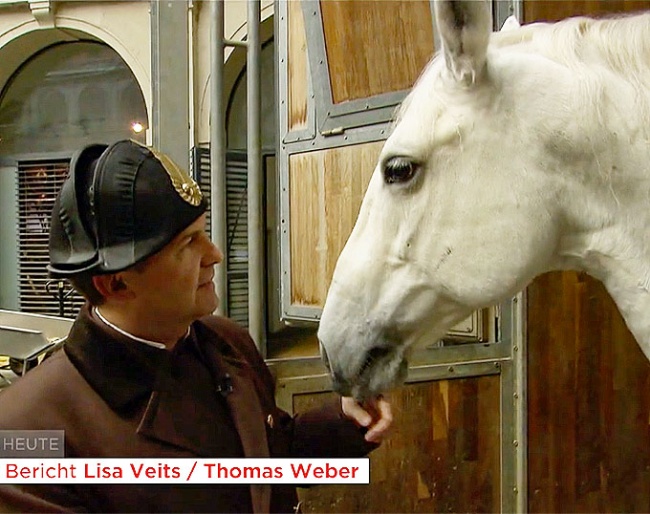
524;0;650;22
320;0;434;104
288;0;308;132
527;272;650;513
294;376;501;513
289;142;382;307
289;152;323;306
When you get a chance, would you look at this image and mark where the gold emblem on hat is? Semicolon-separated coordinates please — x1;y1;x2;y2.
148;146;203;207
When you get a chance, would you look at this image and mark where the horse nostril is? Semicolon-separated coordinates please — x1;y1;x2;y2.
358;346;392;378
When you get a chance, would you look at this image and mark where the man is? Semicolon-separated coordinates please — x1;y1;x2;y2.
0;140;391;513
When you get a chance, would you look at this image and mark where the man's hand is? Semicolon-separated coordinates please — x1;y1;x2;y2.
341;396;393;444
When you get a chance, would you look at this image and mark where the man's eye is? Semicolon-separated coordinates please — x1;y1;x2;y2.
382;157;419;185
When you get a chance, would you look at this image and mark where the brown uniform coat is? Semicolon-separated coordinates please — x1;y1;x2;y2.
0;306;374;513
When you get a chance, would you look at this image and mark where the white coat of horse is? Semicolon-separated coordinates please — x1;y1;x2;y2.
317;0;650;400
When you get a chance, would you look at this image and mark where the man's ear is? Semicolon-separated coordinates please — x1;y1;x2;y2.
92;274;134;300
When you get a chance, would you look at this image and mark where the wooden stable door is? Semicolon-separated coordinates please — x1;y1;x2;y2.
295;379;501;513
528;273;650;512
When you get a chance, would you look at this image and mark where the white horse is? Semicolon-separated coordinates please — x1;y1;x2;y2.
317;0;650;400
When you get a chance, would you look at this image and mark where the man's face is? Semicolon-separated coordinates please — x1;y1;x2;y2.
121;214;222;325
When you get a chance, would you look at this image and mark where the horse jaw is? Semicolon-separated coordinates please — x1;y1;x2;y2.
317;159;555;399
317;168;453;399
318;246;479;399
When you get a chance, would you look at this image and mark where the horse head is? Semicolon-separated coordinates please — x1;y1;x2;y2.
318;0;650;400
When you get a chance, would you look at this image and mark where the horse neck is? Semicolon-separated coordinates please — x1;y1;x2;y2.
557;162;650;358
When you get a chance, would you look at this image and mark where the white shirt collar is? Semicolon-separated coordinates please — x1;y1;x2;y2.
94;307;168;350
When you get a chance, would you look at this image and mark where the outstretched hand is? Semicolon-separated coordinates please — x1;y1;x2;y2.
341;396;393;444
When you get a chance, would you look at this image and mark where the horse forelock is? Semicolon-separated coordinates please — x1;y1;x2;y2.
393;54;446;126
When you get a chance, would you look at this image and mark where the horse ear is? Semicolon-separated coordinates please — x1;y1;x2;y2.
434;0;492;85
500;15;521;32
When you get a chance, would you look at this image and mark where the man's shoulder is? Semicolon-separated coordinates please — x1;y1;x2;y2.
194;315;265;367
1;350;75;393
0;351;86;428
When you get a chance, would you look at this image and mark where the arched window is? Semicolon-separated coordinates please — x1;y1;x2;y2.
0;41;147;155
0;41;148;316
226;41;276;151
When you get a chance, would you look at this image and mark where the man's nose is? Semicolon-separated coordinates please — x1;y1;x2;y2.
203;238;223;266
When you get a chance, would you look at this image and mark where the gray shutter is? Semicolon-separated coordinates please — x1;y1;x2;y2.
17;160;84;318
192;147;249;327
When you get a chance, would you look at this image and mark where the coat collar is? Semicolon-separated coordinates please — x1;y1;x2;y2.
64;305;272;512
64;304;170;411
64;304;252;411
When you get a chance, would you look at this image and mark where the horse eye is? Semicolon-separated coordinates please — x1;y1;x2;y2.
383;157;418;185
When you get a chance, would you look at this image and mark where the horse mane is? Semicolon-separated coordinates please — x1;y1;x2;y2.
395;11;650;130
491;11;650;82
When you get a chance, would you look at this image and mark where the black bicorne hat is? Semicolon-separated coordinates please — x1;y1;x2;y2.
48;140;207;277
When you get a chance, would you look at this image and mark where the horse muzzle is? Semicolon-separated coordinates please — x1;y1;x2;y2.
320;341;408;401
